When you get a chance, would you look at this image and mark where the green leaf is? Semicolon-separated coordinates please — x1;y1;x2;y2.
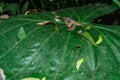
3;3;18;15
56;3;118;22
20;1;29;13
17;27;26;40
96;35;103;44
0;6;2;13
113;0;120;7
81;31;97;46
76;57;84;70
21;78;40;80
0;3;120;80
41;77;46;80
0;2;5;8
0;2;5;14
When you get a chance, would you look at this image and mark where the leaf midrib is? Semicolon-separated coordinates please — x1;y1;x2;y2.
53;32;71;80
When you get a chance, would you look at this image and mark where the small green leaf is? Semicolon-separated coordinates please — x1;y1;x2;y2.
17;27;26;40
81;31;96;46
96;35;103;44
41;77;46;80
76;57;84;70
21;78;40;80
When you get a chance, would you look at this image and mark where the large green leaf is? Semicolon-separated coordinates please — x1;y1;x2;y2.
0;3;120;80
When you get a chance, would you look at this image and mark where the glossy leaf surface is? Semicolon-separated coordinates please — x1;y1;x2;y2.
0;3;120;80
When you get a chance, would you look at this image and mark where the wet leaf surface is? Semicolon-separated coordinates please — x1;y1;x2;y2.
0;3;120;80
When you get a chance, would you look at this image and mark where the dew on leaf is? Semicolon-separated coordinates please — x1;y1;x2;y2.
50;66;57;71
17;27;26;40
31;49;37;52
22;56;33;65
33;42;41;47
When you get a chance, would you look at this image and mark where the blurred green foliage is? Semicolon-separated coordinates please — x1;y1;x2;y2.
0;2;17;15
112;0;120;7
0;2;5;14
0;0;118;15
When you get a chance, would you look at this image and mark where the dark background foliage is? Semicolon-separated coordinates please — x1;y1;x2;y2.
2;0;113;10
1;0;120;25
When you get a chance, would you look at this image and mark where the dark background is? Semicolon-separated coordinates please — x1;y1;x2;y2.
1;0;120;25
